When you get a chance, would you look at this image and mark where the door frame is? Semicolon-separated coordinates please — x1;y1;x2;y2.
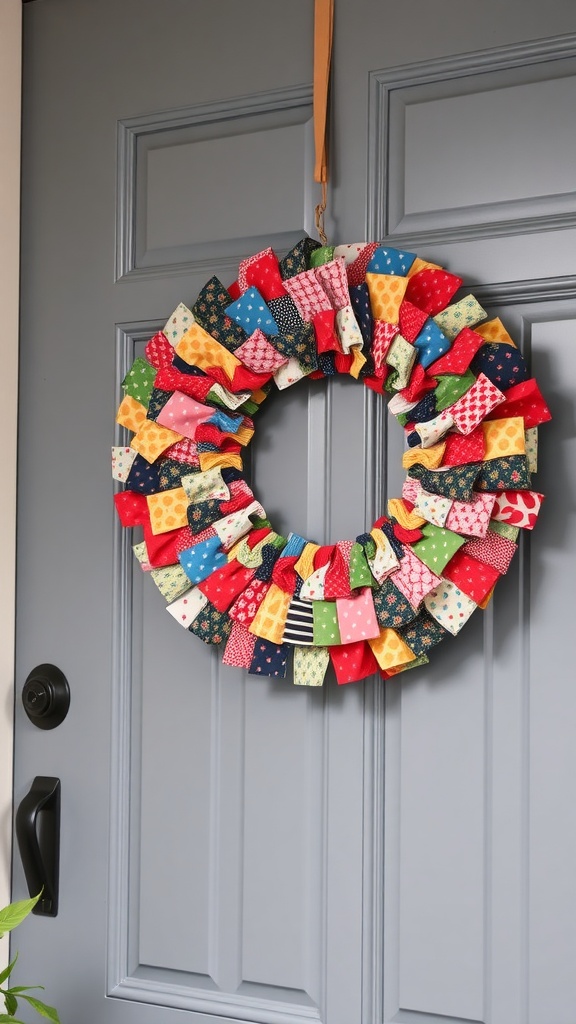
0;0;21;966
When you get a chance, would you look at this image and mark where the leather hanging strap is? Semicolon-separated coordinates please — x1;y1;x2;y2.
313;0;334;244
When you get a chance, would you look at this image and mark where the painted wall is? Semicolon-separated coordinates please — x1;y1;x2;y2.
0;0;21;963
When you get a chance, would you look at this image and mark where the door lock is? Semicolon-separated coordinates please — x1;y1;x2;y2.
22;664;70;730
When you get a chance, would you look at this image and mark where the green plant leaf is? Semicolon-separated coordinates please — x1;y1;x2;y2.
5;987;43;995
0;894;41;938
0;953;18;987
3;991;17;1017
0;1015;27;1023
19;994;61;1023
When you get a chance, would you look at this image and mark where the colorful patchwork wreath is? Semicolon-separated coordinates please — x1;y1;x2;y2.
113;238;550;686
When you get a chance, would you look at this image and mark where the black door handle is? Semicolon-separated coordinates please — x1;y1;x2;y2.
16;777;61;917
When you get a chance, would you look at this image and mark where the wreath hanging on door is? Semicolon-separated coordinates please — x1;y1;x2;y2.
113;238;550;686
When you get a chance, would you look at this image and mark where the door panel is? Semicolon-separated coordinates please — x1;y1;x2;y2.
14;3;576;1024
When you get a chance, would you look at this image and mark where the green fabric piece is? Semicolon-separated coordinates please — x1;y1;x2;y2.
363;537;377;561
397;611;448;657
192;275;246;352
396;412;410;427
280;237;322;278
408;461;481;502
411;523;465;574
489;520;520;542
390;653;430;674
293;645;330;686
188;603;232;645
349;543;376;590
122;357;157;407
309;245;335;267
433;295;486;340
385;334;417;392
150;563;191;602
372;579;419;629
474;456;531;492
312;601;342;646
434;369;476;411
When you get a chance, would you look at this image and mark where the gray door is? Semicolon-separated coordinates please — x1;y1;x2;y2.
13;3;576;1024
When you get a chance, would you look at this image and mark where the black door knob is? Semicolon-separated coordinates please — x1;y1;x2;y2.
22;664;70;730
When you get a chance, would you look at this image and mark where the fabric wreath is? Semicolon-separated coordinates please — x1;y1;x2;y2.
113;239;551;687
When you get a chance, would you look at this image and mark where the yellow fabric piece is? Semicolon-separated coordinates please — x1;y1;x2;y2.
294;543;321;580
348;345;367;378
131;420;183;463
198;451;243;472
251;388;269;404
233;422;255;447
249;583;292;644
474;318;516;347
366;273;409;323
116;395;147;433
406;257;441;277
368;628;416;670
482;417;526;460
147;487;189;535
176;322;241;379
402;442;446;470
387;498;426;529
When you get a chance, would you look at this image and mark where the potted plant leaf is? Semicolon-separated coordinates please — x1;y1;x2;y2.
0;893;60;1023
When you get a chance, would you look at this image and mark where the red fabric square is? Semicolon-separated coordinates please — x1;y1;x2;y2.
238;248;287;301
154;367;213;402
346;243;379;288
398;300;428;342
404;269;462;316
144;331;174;369
442;428;485;466
400;362;437;403
330;640;380;684
442;550;501;603
143;523;195;568
198;561;256;611
426;327;485;376
483;378;552;429
114;490;149;527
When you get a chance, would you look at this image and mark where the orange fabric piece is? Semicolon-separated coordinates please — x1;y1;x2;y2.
368;628;416;670
116;395;147;433
176;322;241;380
474;318;516;347
147;487;189;536
198;451;244;472
131;420;183;462
366;273;409;324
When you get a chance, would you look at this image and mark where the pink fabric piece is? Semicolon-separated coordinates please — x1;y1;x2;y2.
156;390;214;440
283;268;332;321
445;491;497;538
402;477;421;504
491;490;544;530
391;546;443;607
372;320;398;371
336;588;381;643
222;621;258;668
450;373;506;435
163;437;201;466
315;257;350;310
462;531;518;574
235;328;288;373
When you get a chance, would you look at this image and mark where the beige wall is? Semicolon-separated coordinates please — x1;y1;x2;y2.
0;0;21;960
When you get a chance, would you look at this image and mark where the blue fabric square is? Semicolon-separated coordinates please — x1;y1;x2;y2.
207;408;243;433
178;535;226;584
366;245;416;276
225;287;279;336
414;319;451;368
126;453;161;495
470;342;529;391
350;283;373;345
249;639;290;678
